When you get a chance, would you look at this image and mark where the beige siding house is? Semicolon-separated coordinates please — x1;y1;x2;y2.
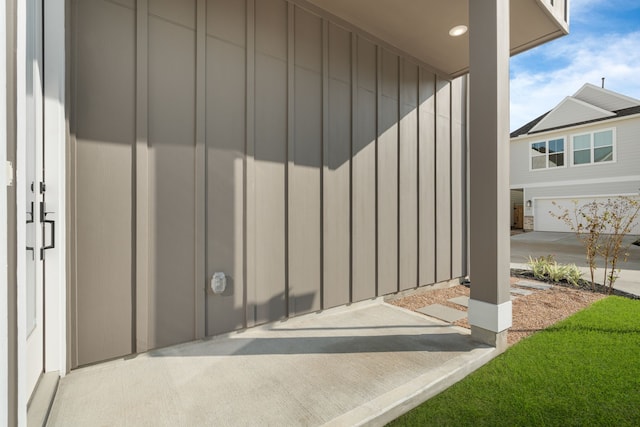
1;0;569;423
510;83;640;233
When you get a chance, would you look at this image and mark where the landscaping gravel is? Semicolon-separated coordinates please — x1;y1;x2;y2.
389;276;606;346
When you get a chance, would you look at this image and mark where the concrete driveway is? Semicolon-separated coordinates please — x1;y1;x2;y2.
511;231;640;296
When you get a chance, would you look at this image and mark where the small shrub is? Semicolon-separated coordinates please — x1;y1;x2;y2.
550;196;640;292
528;255;552;281
527;255;583;286
561;264;584;287
545;262;567;283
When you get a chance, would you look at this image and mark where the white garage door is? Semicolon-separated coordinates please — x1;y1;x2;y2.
534;196;640;234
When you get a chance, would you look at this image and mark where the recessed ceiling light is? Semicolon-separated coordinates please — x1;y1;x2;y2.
449;25;468;37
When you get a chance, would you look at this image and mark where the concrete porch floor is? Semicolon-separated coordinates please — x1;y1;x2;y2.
47;300;500;426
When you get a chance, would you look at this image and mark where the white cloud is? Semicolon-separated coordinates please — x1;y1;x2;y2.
569;0;633;23
510;31;640;131
570;0;607;20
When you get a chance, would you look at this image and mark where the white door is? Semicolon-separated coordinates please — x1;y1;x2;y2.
25;0;45;398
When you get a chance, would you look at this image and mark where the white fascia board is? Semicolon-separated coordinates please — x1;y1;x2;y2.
511;175;640;190
574;83;640;108
531;193;640;202
510;111;640;142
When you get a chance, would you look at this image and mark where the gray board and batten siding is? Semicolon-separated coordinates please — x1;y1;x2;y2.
69;0;467;367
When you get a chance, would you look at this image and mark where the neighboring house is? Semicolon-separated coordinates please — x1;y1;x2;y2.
1;0;569;424
510;83;640;234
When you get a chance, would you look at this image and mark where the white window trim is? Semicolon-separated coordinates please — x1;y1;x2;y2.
569;127;617;167
529;136;568;171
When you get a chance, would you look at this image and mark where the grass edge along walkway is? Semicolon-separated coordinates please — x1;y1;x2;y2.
388;296;640;426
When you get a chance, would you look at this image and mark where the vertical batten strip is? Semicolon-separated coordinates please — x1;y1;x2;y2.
416;66;421;285
462;76;469;277
373;44;379;297
0;0;7;418
194;0;206;338
321;18;328;309
417;67;424;285
69;0;78;369
135;0;149;354
396;56;401;292
244;0;256;328
451;78;464;279
349;32;356;303
449;82;454;279
286;2;294;317
374;45;381;297
432;75;438;282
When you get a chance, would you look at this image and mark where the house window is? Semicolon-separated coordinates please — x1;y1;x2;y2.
573;134;591;164
548;138;565;167
530;138;565;170
594;130;614;162
531;142;546;169
571;129;614;166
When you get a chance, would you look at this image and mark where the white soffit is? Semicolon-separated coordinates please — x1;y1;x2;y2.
573;83;640;112
530;96;615;133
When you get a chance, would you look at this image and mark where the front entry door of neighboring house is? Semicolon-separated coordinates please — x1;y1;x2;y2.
25;0;51;398
514;204;524;229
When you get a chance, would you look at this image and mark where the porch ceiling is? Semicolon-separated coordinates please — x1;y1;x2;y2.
306;0;568;77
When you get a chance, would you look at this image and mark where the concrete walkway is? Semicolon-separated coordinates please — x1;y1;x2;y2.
511;231;640;297
47;300;500;427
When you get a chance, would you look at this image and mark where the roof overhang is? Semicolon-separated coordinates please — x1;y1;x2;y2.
303;0;569;78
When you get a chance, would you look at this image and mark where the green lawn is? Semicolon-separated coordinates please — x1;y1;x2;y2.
389;296;640;426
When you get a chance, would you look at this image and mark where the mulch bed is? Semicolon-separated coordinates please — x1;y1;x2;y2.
511;268;640;300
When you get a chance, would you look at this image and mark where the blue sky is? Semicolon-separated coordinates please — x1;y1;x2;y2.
510;0;640;131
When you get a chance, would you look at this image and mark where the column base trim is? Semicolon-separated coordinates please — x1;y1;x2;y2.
468;299;512;332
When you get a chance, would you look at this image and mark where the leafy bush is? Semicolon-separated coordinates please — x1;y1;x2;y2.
527;255;583;286
528;255;552;280
561;264;584;287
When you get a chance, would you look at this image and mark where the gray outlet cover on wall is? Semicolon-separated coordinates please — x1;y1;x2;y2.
211;272;226;295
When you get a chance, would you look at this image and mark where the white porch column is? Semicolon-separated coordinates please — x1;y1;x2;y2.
468;0;512;350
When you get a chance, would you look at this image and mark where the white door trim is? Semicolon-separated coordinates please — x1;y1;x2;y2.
15;0;67;423
24;0;44;397
16;0;30;422
43;0;67;378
